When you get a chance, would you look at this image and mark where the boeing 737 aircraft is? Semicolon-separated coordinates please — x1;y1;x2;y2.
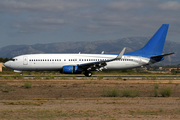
4;24;174;77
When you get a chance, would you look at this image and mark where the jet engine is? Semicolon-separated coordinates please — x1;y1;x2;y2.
62;65;82;74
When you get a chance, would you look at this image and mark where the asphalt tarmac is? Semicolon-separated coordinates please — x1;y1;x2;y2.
1;75;180;79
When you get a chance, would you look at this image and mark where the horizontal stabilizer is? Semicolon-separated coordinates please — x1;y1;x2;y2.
151;52;175;58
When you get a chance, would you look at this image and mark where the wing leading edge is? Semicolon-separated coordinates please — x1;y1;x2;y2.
78;47;126;71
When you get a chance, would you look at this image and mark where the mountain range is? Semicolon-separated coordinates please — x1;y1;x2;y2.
0;37;178;65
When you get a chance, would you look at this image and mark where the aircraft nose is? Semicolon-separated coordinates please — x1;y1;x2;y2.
4;62;11;68
3;62;7;67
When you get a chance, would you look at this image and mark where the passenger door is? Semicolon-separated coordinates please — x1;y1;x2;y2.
23;56;28;65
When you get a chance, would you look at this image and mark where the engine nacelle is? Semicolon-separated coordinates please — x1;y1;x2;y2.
62;65;82;74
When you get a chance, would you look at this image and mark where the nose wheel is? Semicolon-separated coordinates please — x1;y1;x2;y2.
84;71;92;77
20;72;23;76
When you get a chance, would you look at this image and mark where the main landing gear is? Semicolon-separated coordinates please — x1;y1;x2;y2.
84;71;92;77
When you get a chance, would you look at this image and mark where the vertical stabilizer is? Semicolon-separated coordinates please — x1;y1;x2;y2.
126;24;169;57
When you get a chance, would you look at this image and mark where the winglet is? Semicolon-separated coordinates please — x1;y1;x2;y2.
115;47;126;60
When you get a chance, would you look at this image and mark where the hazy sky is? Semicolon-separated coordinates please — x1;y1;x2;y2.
0;0;180;48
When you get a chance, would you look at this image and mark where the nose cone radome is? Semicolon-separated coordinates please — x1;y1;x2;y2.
4;62;11;68
3;63;7;67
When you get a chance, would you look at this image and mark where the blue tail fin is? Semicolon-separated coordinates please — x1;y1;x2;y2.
126;24;169;57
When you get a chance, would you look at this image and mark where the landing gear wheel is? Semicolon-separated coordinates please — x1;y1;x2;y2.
84;71;92;77
20;73;23;76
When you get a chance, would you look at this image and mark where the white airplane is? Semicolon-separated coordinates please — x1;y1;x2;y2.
4;24;174;77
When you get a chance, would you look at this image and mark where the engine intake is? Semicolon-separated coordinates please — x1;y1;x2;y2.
62;65;82;74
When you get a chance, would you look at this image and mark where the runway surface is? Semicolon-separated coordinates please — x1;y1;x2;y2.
1;75;180;79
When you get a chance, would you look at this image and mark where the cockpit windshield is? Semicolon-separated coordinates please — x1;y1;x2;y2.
10;58;17;61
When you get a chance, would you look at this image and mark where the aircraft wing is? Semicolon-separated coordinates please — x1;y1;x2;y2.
78;47;126;71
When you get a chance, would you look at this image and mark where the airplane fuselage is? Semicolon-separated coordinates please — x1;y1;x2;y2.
5;54;150;71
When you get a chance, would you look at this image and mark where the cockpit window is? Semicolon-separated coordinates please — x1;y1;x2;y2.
10;58;18;61
10;59;16;61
